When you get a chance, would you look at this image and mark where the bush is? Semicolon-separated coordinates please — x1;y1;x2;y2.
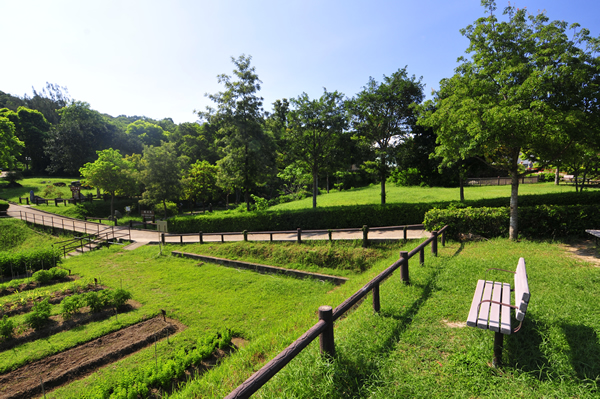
0;201;8;212
0;248;60;278
110;289;132;308
32;269;52;284
61;295;84;320
424;204;600;239
25;299;52;330
0;315;14;339
85;291;106;313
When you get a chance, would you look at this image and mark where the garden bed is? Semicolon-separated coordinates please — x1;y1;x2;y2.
0;316;184;399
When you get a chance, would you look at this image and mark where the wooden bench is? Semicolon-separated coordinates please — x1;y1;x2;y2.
466;257;530;366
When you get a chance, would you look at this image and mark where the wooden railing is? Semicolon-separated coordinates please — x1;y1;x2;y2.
159;224;425;246
224;225;448;399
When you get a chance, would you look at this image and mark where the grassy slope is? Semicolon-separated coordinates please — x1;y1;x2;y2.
243;239;600;398
0;218;62;252
48;240;416;398
271;182;577;210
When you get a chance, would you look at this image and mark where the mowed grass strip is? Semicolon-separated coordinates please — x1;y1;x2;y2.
270;182;576;210
241;239;600;398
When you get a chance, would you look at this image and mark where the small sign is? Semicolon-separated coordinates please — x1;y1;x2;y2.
141;210;154;216
125;206;131;212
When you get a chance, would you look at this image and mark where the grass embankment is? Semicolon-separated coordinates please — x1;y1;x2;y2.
238;239;599;398
271;182;577;210
47;238;416;398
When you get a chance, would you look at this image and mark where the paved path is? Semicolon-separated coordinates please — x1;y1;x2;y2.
6;203;430;248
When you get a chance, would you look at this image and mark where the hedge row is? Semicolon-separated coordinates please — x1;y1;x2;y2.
0;201;8;212
169;203;435;233
0;248;60;278
168;190;600;234
424;204;600;239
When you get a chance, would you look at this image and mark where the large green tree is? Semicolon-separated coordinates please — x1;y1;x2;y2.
286;90;348;208
199;55;274;211
45;101;113;175
348;68;424;204
419;0;600;239
79;148;136;218
183;160;219;212
0;116;24;169
125;120;168;147
139;142;189;218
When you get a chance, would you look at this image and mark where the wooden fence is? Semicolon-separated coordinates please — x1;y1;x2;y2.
159;224;425;246
224;225;448;399
466;176;539;186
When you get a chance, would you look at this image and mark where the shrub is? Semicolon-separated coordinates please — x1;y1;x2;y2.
85;291;105;313
32;269;52;284
25;299;52;330
61;295;84;320
110;289;132;308
0;315;14;339
424;204;600;239
0;201;8;212
50;267;68;280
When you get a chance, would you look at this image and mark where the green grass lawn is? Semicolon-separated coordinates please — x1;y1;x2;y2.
271;182;578;210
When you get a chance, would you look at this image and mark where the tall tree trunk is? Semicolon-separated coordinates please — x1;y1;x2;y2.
110;191;115;218
326;174;329;194
312;171;318;209
163;199;168;219
459;176;465;202
555;167;560;185
380;171;386;205
509;169;519;240
245;188;250;212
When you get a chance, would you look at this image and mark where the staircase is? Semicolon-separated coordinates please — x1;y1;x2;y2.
56;226;131;257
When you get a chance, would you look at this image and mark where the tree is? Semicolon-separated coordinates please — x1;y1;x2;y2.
139;142;188;218
199;55;274;211
0;116;24;169
45;102;113;175
79;149;136;218
16;107;51;172
286;90;348;208
419;1;600;239
125;120;168;147
171;122;219;164
25;82;71;125
348;68;424;204
183;160;218;212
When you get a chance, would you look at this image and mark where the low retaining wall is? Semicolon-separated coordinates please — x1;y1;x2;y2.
171;251;348;285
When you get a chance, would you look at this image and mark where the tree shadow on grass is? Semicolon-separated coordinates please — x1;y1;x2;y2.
326;253;452;398
505;317;552;380
563;323;600;381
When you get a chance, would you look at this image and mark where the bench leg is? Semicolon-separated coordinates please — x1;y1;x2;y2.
493;331;503;367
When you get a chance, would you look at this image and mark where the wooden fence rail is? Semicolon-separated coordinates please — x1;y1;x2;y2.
159;224;425;246
225;225;448;399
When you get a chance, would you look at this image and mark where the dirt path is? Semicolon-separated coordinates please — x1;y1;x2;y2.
560;239;600;266
0;316;185;399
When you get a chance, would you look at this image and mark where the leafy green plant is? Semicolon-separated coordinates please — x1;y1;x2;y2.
84;291;105;313
25;298;52;330
32;269;52;284
0;315;14;339
61;295;83;320
109;288;132;308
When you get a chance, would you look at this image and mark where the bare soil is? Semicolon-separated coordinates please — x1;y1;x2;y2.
0;316;185;399
560;239;600;266
0;275;79;298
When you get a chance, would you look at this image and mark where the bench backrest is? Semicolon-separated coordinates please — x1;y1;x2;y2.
514;257;530;321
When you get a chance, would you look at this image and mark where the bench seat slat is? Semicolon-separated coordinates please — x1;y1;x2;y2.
488;282;502;332
500;282;511;334
467;280;485;328
477;281;493;329
515;258;530;321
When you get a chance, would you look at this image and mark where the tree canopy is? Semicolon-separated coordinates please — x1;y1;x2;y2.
419;0;600;239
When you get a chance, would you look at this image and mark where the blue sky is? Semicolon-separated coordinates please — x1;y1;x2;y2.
2;0;599;124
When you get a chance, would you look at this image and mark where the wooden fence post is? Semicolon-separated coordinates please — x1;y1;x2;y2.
328;229;333;242
441;229;446;247
403;225;407;241
297;228;302;244
243;230;248;242
161;233;165;245
199;231;203;244
400;251;409;284
419;247;425;266
318;306;335;358
431;231;438;257
372;283;380;313
362;225;369;248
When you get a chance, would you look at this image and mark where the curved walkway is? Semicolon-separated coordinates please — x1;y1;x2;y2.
6;203;430;248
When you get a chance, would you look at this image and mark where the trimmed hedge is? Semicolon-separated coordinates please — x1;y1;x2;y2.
424;204;600;239
168;190;600;234
169;203;435;233
0;248;60;278
0;201;8;212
